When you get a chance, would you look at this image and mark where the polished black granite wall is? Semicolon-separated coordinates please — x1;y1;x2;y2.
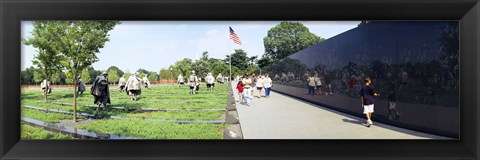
267;21;459;138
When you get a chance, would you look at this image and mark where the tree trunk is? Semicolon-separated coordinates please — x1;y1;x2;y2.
44;84;48;101
73;76;78;122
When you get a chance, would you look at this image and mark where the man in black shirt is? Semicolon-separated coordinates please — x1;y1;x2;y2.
360;77;379;127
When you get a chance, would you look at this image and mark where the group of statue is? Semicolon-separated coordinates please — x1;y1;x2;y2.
177;70;226;95
40;70;227;111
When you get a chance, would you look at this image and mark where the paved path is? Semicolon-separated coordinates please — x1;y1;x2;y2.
231;81;449;139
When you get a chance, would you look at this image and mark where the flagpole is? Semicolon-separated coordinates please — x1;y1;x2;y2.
229;26;232;83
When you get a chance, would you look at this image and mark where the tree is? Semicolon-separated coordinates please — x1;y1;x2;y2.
263;21;325;64
33;70;44;84
171;58;193;77
23;21;65;100
86;66;100;84
33;21;120;122
137;68;149;75
80;69;91;84
21;67;36;85
159;68;172;80
225;49;249;71
192;59;210;79
148;72;159;82
107;69;120;83
51;71;66;85
200;51;209;61
108;66;124;77
107;66;123;83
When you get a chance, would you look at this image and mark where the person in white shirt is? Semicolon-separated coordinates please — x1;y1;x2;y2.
241;74;253;106
255;75;264;98
263;74;273;98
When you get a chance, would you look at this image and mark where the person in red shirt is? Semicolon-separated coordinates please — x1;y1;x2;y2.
236;81;244;103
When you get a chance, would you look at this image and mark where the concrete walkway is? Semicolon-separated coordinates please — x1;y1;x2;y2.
231;81;449;139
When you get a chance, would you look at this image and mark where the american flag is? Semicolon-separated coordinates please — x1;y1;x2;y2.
229;26;242;45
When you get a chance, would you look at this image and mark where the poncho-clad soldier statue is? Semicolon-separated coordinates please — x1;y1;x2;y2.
205;72;215;91
77;76;86;96
125;72;142;101
217;73;224;84
118;75;127;92
187;70;199;95
177;74;184;87
90;72;111;111
40;78;52;94
142;75;150;89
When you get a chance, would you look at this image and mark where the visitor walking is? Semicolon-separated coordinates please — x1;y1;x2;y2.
360;77;379;127
236;81;244;103
255;75;264;98
251;73;256;98
242;74;253;106
263;74;272;98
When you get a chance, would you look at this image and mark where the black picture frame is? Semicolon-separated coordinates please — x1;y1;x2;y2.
1;0;479;160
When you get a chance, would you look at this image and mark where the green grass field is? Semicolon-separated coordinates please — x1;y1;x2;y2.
21;123;73;139
21;83;229;139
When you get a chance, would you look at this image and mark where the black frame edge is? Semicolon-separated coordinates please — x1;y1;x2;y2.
1;0;479;160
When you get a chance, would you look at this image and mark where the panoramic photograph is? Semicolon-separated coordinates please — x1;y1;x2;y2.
20;21;459;139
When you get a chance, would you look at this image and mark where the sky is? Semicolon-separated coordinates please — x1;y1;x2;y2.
21;21;359;73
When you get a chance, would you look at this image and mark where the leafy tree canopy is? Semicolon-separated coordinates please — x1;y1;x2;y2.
262;21;325;66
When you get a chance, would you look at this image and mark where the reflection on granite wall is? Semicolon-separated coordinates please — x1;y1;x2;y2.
266;21;459;138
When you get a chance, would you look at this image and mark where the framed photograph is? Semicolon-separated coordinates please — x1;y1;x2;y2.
1;0;479;159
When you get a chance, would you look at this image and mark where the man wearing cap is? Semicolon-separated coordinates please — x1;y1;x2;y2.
125;72;142;101
188;70;199;94
205;72;215;91
90;71;111;110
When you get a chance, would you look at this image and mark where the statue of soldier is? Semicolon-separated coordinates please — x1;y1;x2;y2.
77;76;86;96
40;78;52;94
118;75;127;92
205;72;215;91
177;74;184;87
90;71;110;111
142;75;150;89
216;73;224;84
125;72;142;101
188;70;199;95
